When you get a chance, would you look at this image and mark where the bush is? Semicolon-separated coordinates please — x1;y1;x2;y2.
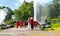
7;19;14;25
51;17;60;24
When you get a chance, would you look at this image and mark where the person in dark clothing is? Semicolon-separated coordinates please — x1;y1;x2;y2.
31;19;33;30
45;19;48;24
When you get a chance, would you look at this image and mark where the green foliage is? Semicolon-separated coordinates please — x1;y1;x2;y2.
13;9;21;20
7;19;13;25
14;1;34;20
51;16;60;24
4;7;13;21
51;16;60;28
47;0;60;21
0;6;5;9
0;6;13;24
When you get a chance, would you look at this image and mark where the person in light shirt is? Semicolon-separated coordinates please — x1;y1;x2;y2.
28;17;34;30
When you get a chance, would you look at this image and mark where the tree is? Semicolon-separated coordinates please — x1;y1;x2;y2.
0;6;5;9
47;0;60;21
0;6;13;24
13;9;21;21
7;19;13;25
14;1;34;20
4;7;13;22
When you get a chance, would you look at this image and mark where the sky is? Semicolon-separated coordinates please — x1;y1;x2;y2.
0;0;53;10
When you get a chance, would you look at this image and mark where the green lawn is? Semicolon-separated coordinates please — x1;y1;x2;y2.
51;23;60;28
43;23;60;31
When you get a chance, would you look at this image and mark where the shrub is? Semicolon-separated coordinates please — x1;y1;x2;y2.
7;19;14;25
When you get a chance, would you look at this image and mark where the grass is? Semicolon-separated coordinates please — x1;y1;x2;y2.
46;23;60;31
51;23;60;28
42;23;60;31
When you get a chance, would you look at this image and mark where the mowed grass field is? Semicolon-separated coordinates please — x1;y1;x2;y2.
50;23;60;31
51;23;60;28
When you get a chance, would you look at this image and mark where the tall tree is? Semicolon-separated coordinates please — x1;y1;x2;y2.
14;1;34;20
4;7;13;21
13;9;21;21
47;0;60;21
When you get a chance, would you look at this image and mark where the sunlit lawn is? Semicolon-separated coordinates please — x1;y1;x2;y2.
48;23;60;31
51;23;60;28
42;23;60;31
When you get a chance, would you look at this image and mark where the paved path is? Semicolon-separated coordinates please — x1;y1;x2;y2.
0;28;60;36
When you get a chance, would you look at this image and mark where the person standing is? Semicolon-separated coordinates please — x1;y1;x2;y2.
28;17;31;29
28;17;34;30
16;20;19;28
20;20;23;28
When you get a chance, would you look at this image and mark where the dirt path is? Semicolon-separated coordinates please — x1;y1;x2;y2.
0;28;60;36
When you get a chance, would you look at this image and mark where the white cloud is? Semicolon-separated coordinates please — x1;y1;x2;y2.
0;4;3;6
14;3;19;6
25;0;33;2
18;0;24;3
18;0;52;4
18;0;33;3
39;0;52;4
